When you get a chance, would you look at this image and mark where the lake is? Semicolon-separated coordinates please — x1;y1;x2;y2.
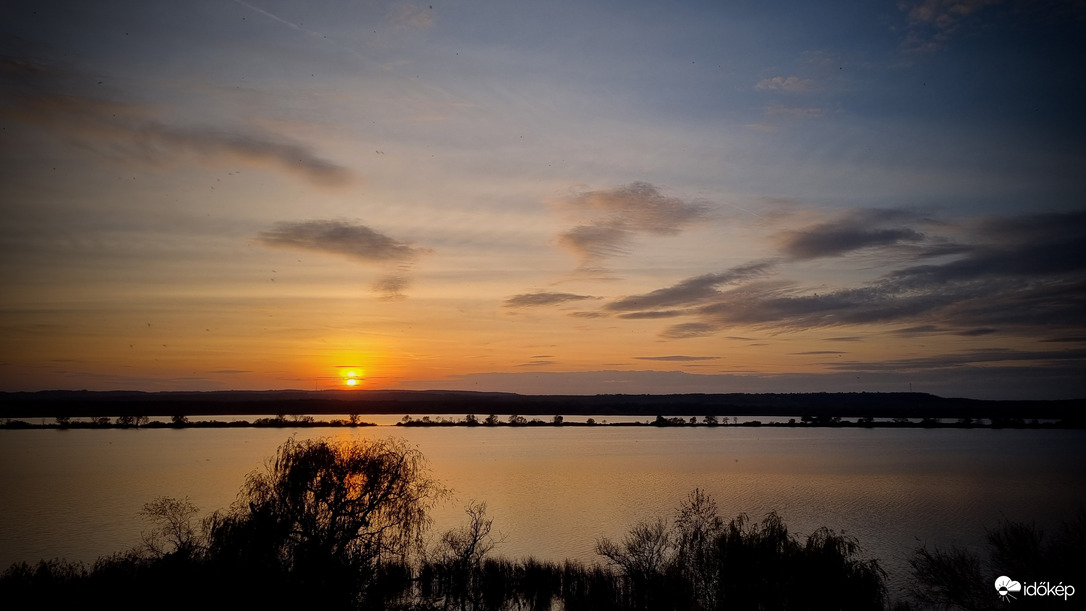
2;424;1084;600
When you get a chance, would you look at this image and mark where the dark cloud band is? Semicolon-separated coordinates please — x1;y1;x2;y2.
257;220;425;263
556;182;711;266
504;292;595;308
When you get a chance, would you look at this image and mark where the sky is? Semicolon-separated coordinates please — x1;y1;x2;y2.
1;0;1084;400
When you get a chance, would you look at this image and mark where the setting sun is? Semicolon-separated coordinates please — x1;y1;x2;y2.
341;368;364;388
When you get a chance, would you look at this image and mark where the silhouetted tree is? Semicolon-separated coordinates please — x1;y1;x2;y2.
597;518;672;609
431;501;499;610
910;544;987;609
140;496;201;558
116;415;137;427
797;526;887;609
672;489;723;609
205;436;445;605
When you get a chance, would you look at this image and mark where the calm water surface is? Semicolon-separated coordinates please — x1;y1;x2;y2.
2;426;1084;599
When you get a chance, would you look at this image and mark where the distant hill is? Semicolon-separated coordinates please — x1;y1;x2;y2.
1;389;1082;420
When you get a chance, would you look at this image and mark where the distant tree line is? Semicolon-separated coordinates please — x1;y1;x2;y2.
3;412;1081;429
394;413;1079;429
2;436;1081;610
4;390;1084;423
0;413;377;429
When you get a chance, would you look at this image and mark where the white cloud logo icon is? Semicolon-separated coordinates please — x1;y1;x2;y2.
995;576;1022;601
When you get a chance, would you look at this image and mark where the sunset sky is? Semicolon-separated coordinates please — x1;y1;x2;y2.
1;0;1083;399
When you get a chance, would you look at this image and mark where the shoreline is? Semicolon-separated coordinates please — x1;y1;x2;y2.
3;414;1080;429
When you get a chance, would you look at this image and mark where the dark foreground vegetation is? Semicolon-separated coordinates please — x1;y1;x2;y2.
2;437;1081;610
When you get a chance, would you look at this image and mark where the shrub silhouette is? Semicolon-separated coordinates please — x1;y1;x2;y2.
910;510;1086;610
139;496;201;558
596;490;886;611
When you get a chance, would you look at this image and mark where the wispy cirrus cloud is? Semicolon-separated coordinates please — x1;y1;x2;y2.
899;0;1003;51
903;0;1002;28
829;347;1086;373
956;328;999;336
503;292;596;308
616;310;685;320
634;355;720;362
1040;336;1086;344
558;225;629;260
517;359;557;367
776;209;929;260
555;182;711;268
371;274;414;301
660;322;719;339
764;105;823;118
122;124;353;186
1;57;353;187
756;76;814;92
886;213;1086;286
388;2;436;28
607;261;776;312
892;325;942;336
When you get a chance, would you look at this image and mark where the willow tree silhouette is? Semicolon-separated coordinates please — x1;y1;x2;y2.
1;437;447;609
203;436;445;606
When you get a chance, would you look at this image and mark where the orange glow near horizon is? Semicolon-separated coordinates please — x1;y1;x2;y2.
341;367;364;388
